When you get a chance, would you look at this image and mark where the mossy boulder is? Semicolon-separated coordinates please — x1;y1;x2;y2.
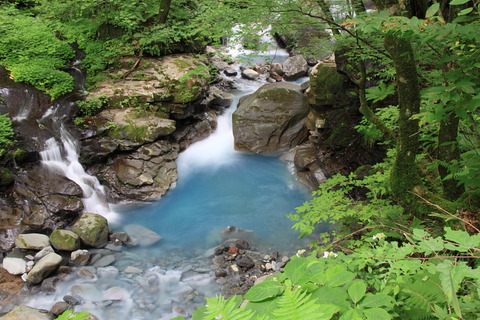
49;229;81;251
72;213;109;248
0;167;13;187
232;82;309;154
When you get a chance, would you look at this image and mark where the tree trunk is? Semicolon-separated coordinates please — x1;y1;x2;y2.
438;111;464;200
158;0;172;24
384;33;422;213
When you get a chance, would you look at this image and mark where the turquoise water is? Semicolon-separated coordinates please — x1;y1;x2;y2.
114;153;311;255
113;83;312;257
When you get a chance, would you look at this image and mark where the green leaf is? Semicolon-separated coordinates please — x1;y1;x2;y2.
449;0;469;5
339;309;363;320
444;227;480;252
363;308;391;320
458;7;473;15
245;280;285;302
359;293;395;309
348;280;367;304
284;257;316;286
325;265;356;288
425;3;439;18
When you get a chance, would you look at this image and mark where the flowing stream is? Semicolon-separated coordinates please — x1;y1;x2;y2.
25;73;312;319
2;42;314;318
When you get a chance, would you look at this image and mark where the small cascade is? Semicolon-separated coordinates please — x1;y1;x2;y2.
39;125;116;221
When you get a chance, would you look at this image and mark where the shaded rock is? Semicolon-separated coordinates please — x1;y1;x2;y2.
205;86;234;109
110;232;130;244
233;82;309;153
3;249;27;275
237;256;255;270
224;68;238;77
241;69;259;80
15;233;50;250
0;305;54;320
49;302;69;316
72;213;109;248
124;224;161;246
270;63;284;76
27;253;62;285
49;229;80;251
282;55;308;81
92;140;179;202
41;276;62;294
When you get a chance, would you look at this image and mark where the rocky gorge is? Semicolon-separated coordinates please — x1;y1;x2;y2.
0;44;383;319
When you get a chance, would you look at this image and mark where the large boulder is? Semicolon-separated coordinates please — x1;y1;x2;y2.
0;305;54;320
86;54;211;108
71;213;109;248
26;252;62;285
232;82;309;154
91;140;179;202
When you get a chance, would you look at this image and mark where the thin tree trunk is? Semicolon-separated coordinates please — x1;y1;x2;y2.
158;0;172;24
438;111;464;200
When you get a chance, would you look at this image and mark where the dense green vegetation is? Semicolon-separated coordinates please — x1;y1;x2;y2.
1;0;479;319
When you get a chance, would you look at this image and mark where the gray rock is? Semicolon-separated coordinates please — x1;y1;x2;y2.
271;63;284;76
283;55;309;81
233;82;309;153
92;254;116;268
70;249;91;266
3;249;27;275
224;68;238;77
15;233;50;250
50;301;70;316
49;229;80;251
124;224;162;246
124;266;143;274
0;305;54;320
72;213;109;248
206;87;234;109
241;69;259;80
34;246;55;262
27;252;62;285
237;256;255;269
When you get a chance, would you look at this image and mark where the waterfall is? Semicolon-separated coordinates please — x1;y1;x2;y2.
40;127;116;220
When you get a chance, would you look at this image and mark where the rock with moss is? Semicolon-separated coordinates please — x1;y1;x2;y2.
86;54;211;109
232;82;309;154
72;213;109;248
0;167;13;187
0;305;54;320
49;229;81;251
15;233;50;250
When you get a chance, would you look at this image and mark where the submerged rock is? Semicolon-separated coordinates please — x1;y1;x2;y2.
123;224;161;247
232;82;309;153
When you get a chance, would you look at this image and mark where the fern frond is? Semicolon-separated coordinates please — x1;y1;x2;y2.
203;295;254;320
399;273;447;319
272;288;323;320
